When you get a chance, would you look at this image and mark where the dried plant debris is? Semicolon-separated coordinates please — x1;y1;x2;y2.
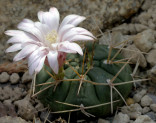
0;60;28;74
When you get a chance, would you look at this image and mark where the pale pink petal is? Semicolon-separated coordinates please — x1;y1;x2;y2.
6;30;39;44
35;56;46;73
61;29;77;41
37;7;60;31
28;47;47;67
17;19;44;42
60;14;86;28
61;27;95;42
58;41;83;55
7;37;21;44
6;44;22;53
47;51;59;74
68;35;94;42
34;22;51;36
71;27;95;38
5;30;25;37
58;24;74;42
29;57;40;75
13;44;38;61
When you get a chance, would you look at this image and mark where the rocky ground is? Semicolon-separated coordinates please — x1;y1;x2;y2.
1;0;156;123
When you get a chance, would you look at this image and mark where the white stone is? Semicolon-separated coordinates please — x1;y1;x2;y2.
133;115;155;123
133;89;147;103
141;95;153;107
112;113;130;123
133;29;155;52
10;73;20;84
0;72;10;83
150;104;156;112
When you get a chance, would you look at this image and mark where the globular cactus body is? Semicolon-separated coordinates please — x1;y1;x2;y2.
35;43;132;118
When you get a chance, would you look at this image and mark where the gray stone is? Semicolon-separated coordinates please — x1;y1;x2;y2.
0;116;29;123
121;44;147;68
22;71;32;83
150;104;156;112
134;115;155;123
14;95;37;120
112;113;130;123
98;118;110;123
142;107;151;114
133;89;147;103
0;72;10;83
141;95;153;107
133;29;155;52
148;94;156;104
10;73;20;84
146;49;156;66
145;112;156;121
121;103;142;120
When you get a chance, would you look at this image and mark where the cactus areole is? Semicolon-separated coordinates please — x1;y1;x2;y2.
35;43;132;118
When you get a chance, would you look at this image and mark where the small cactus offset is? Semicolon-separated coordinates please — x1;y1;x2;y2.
35;42;133;118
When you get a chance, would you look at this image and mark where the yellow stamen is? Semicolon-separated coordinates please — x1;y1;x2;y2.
46;30;58;44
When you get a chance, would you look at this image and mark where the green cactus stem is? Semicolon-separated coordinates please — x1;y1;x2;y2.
35;42;133;119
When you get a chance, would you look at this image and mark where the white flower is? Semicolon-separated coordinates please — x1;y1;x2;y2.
5;7;95;75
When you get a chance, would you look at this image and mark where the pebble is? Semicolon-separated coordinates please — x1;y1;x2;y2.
126;98;135;106
148;94;156;104
141;95;153;107
10;73;20;84
146;49;156;66
14;95;37;120
98;118;110;123
121;103;142;120
133;29;155;52
145;112;156;121
150;104;156;112
142;107;151;114
121;44;147;68
133;115;155;123
22;71;32;83
133;89;147;103
112;113;130;123
0;72;10;83
0;116;29;123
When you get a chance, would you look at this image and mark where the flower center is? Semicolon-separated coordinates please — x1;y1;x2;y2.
46;30;58;44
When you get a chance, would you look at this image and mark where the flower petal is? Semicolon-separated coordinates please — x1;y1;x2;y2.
38;7;60;31
13;44;38;61
34;22;51;36
28;47;47;67
6;44;22;53
17;19;44;42
68;35;94;42
29;57;40;75
61;27;95;42
47;51;59;74
5;30;39;44
71;27;95;38
58;41;83;55
35;56;46;73
60;14;86;28
58;24;74;42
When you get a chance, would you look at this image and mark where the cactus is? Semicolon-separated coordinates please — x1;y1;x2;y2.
35;42;132;118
